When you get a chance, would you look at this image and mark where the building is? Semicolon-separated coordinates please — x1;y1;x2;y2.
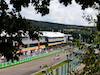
21;31;67;52
0;31;73;52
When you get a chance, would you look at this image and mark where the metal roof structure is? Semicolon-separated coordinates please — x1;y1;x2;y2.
41;31;66;38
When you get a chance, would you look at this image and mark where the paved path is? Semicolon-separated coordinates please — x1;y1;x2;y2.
0;48;78;75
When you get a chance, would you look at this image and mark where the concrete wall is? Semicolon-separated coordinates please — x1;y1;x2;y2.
48;37;64;42
22;37;46;44
22;37;65;45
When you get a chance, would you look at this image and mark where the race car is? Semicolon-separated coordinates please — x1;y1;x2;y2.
54;57;60;60
40;64;47;68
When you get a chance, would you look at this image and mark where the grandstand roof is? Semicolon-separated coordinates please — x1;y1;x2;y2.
0;31;66;38
41;31;66;38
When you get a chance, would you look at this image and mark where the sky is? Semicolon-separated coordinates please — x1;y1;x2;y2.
6;0;98;26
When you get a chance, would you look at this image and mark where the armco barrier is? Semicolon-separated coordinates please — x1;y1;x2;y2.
0;49;64;69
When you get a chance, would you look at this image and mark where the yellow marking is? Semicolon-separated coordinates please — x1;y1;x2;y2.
21;41;64;51
40;45;45;48
48;41;64;46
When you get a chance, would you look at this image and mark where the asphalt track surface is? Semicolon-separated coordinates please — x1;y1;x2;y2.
0;48;78;75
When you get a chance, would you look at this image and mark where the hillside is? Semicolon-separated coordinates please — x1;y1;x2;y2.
27;19;97;42
27;19;93;32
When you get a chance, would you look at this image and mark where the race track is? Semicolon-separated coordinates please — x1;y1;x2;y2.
0;48;78;75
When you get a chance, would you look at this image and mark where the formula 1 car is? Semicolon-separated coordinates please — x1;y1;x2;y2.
54;57;60;60
40;64;47;68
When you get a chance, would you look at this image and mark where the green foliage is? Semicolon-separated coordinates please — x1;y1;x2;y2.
9;0;100;16
97;14;100;31
27;19;67;31
80;46;100;74
10;0;50;16
0;0;41;61
94;31;100;43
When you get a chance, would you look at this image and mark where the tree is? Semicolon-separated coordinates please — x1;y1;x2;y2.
97;14;100;31
82;3;100;30
87;28;97;44
1;0;98;16
80;46;100;74
94;31;100;44
0;0;41;61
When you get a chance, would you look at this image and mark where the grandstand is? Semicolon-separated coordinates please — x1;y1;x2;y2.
0;31;73;52
21;31;67;52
